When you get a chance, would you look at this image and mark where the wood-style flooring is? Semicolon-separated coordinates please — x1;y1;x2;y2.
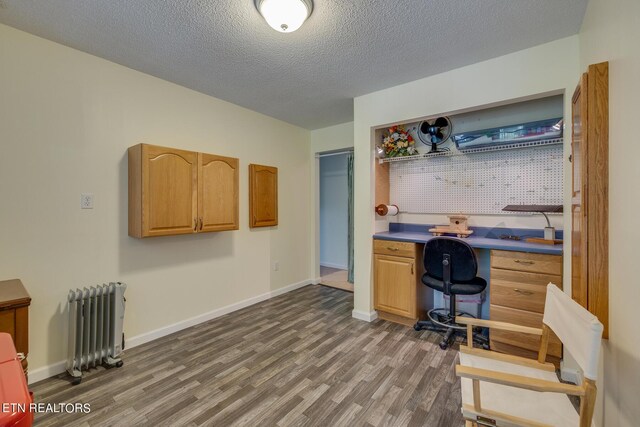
320;266;354;293
31;285;463;426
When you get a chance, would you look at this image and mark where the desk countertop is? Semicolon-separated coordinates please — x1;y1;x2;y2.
373;224;563;255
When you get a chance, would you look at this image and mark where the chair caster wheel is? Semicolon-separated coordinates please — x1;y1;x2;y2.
115;361;124;368
482;343;490;350
439;341;449;350
71;377;82;386
413;324;422;331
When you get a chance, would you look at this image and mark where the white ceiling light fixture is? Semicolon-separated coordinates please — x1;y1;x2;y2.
254;0;313;33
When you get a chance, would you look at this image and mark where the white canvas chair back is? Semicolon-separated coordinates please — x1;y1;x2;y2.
543;283;604;380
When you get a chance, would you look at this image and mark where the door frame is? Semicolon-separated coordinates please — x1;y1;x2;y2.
313;148;354;283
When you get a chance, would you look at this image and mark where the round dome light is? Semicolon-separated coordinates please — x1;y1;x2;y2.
255;0;313;33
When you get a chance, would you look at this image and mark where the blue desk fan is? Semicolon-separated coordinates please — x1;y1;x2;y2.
418;117;452;153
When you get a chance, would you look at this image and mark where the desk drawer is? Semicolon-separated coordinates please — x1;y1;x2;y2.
373;239;416;257
490;305;562;358
491;269;562;313
491;250;562;275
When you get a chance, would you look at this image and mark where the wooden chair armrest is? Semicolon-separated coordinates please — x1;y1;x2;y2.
459;345;556;372
455;316;543;336
456;365;585;396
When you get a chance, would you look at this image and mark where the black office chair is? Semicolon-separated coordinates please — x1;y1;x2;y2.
414;237;489;349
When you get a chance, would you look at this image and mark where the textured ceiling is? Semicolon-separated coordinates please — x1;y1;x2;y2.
0;0;588;129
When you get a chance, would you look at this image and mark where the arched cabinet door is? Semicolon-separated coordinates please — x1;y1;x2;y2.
198;153;239;232
129;144;198;237
249;164;278;228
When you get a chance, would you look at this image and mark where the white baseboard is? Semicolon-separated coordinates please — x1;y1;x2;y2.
28;278;313;385
352;309;378;322
311;277;322;285
28;361;67;385
320;262;348;270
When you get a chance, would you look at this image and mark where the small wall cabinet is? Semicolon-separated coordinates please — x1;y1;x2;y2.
373;239;427;325
490;250;563;366
128;144;239;238
249;164;278;228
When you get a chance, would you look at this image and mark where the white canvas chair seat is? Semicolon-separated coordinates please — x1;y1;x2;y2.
459;351;579;426
456;284;603;427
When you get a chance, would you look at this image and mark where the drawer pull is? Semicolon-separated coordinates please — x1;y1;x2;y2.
514;288;534;296
386;247;399;251
514;260;535;265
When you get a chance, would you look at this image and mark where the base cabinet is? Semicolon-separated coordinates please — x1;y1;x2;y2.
490;250;563;365
373;239;426;325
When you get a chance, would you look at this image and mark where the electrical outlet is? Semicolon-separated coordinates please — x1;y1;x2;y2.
273;261;279;271
80;193;94;209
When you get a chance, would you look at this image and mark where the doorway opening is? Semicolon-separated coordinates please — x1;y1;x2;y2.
318;150;354;292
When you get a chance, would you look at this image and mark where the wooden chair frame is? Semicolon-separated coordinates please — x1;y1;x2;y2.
455;317;597;427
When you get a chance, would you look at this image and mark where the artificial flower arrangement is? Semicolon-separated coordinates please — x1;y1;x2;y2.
381;125;417;157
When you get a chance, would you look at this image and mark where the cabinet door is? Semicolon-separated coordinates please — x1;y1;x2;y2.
198;153;239;232
571;74;589;308
142;145;198;237
374;254;416;318
249;164;278;228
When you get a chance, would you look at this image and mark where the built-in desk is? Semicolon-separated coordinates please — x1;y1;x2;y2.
374;224;563;256
373;223;563;365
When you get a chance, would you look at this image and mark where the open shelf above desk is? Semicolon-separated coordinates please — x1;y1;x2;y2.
378;138;563;164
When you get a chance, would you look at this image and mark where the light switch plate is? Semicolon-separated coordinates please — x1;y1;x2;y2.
81;193;94;209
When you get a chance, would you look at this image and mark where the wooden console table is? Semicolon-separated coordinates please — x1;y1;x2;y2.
0;279;31;377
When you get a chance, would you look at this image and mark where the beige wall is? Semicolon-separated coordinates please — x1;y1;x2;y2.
310;122;354;154
0;24;312;379
353;36;580;319
579;0;640;425
309;122;354;280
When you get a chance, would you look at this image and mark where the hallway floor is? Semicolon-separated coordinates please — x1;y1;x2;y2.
320;266;354;292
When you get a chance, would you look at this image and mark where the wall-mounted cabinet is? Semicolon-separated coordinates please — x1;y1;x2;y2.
249;164;278;228
128;143;239;238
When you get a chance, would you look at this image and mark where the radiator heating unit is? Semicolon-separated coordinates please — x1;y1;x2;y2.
67;282;126;384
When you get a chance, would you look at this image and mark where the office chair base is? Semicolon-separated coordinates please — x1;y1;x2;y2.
414;315;490;350
426;308;474;331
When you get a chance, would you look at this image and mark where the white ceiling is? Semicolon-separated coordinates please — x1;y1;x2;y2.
0;0;588;129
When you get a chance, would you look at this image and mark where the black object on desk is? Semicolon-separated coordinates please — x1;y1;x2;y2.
414;237;489;350
502;204;563;243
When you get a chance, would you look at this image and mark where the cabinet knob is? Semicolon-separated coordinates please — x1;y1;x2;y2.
514;288;534;296
194;218;198;231
386;247;399;252
514;259;534;265
199;217;203;230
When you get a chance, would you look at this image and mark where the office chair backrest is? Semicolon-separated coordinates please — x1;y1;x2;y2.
424;237;478;282
543;283;603;381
